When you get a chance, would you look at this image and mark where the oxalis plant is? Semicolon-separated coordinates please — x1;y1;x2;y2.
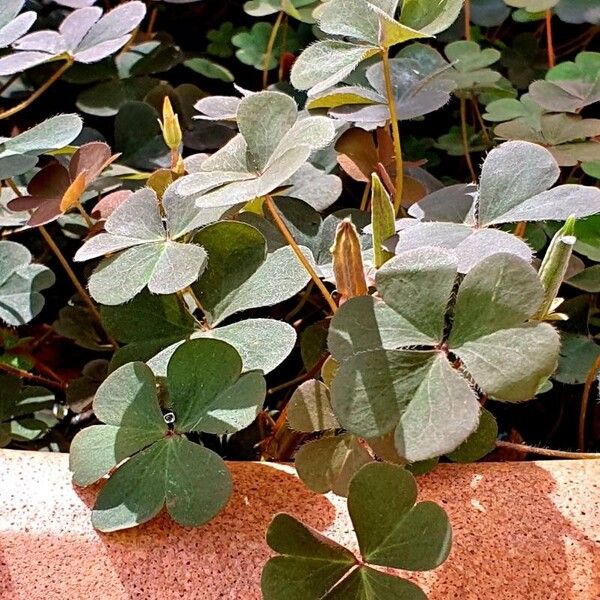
1;1;600;599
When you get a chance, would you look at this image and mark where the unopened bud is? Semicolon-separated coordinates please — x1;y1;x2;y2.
159;96;182;151
331;218;368;302
535;215;576;320
370;172;395;268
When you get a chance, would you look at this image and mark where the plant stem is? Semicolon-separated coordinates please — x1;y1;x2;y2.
38;226;117;349
381;48;403;214
464;0;471;40
75;201;94;228
264;195;338;314
496;440;600;460
471;93;490;145
0;361;65;391
0;59;73;121
578;354;600;451
545;9;555;68
278;15;289;82
460;97;477;182
263;11;284;89
146;5;158;37
359;180;371;211
513;221;527;238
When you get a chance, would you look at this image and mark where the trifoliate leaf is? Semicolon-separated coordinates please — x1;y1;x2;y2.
0;241;55;326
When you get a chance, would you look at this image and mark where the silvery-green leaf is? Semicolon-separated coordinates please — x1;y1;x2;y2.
395;354;480;461
485;184;600;225
446;408;497;463
148;318;297;376
193;318;296;374
400;0;463;35
454;323;560;402
328;295;436;361
407;183;476;223
391;222;533;272
555;333;600;385
376;247;457;343
270;116;335;162
330;349;438;439
0;114;83;155
470;0;511;26
194;95;241;121
477;141;560;227
529;79;600;113
88;241;207;305
287;380;339;432
0;51;51;76
237;91;297;171
282;163;342;211
294;434;372;496
555;0;600;24
72;2;147;63
290;40;377;95
0;241;55;326
0;10;36;48
449;253;543;346
318;0;381;45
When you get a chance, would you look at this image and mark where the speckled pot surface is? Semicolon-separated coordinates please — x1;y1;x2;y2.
0;449;598;599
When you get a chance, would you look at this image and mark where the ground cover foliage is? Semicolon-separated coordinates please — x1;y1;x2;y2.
1;1;599;597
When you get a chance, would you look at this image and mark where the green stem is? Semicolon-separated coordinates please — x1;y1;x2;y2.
381;48;403;214
263;11;284;89
264;195;337;314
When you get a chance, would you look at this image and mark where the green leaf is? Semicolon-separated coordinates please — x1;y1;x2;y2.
91;435;232;532
262;514;356;600
376;247;457;343
400;0;464;35
69;361;167;485
102;290;196;344
237;91;298;172
193;221;310;325
326;565;427;600
446;408;498;462
454;323;560;402
184;58;234;82
295;434;372;496
449;253;544;346
290;40;378;95
287;379;339;432
167;338;265;433
0;241;55;326
348;463;451;570
76;187;209;305
444;41;501;90
555;333;600;385
567;265;600;293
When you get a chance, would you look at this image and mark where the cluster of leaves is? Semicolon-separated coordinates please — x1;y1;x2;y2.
1;1;600;598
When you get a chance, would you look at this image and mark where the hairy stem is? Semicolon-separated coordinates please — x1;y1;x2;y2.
497;440;599;460
460;97;477;182
578;354;600;451
545;9;555;68
0;59;73;121
263;11;284;89
264;195;338;313
0;361;65;391
381;48;403;214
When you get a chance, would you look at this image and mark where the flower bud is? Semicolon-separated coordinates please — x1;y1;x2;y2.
371;172;395;268
159;96;182;151
331;218;368;302
535;215;576;320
